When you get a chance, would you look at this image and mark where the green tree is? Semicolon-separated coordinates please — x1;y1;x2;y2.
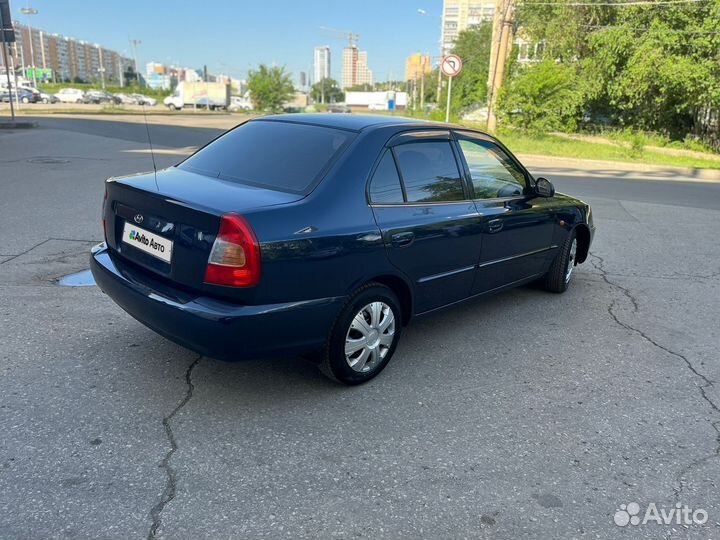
498;58;584;131
247;64;295;113
511;0;720;142
583;6;720;137
448;22;493;112
311;78;344;103
346;83;374;92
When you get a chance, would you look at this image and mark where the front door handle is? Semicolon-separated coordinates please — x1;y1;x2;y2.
487;219;504;233
390;231;415;247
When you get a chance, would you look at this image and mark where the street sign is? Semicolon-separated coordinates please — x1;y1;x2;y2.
441;54;463;78
440;54;463;123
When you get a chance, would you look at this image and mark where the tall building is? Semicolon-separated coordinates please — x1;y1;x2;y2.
441;0;496;56
341;46;372;89
405;53;432;81
313;45;331;84
5;23;133;84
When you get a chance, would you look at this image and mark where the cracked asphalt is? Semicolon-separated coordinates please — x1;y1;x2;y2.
1;118;719;540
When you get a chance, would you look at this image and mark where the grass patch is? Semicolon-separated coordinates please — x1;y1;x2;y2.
495;129;720;169
450;122;720;169
393;109;720;169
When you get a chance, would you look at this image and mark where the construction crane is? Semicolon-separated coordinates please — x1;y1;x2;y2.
318;26;359;47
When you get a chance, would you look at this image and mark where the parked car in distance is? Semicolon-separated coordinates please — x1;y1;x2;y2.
55;88;86;103
0;88;39;103
39;91;59;104
114;93;139;105
328;104;352;113
229;95;252;111
91;114;595;385
132;94;157;106
84;90;121;105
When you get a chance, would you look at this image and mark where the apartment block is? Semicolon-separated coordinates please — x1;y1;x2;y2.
441;0;496;56
341;46;372;89
313;45;331;84
5;23;133;83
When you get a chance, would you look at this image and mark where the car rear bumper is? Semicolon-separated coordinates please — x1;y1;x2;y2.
90;244;345;361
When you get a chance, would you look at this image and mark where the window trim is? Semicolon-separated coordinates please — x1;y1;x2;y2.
385;136;470;205
452;130;534;201
387;129;452;147
367;149;407;206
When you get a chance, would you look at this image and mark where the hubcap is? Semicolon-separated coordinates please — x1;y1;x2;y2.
345;301;396;373
565;238;577;283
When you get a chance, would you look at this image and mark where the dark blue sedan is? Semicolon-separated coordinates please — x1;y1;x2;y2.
90;114;595;384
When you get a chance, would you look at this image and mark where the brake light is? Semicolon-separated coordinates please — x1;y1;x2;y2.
204;213;261;287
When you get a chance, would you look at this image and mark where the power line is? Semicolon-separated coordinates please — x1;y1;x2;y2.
523;0;706;6
581;24;720;33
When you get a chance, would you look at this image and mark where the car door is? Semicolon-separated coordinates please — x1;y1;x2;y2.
453;131;555;295
369;131;482;314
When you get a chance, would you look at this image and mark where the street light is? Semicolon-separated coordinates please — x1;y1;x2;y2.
129;38;141;85
416;8;444;106
18;5;37;87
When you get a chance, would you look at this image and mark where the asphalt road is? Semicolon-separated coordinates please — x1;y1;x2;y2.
1;118;719;540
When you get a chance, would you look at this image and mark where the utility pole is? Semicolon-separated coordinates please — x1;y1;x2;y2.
0;2;15;121
19;6;38;87
436;60;442;105
98;46;105;89
129;38;141;84
486;0;514;132
412;74;417;111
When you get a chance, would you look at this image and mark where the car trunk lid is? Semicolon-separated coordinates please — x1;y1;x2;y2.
104;167;303;294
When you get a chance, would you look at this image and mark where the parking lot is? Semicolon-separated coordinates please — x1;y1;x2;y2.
1;117;719;539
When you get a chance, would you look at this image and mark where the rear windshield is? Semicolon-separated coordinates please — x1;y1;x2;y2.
178;120;354;194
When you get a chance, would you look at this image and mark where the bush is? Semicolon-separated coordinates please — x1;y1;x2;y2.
498;59;584;132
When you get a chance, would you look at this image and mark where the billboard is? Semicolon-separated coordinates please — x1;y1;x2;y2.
26;67;53;81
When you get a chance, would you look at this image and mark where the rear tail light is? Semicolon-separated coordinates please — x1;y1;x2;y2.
204;213;261;287
101;187;107;239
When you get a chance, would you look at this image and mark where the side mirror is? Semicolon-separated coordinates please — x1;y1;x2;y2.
535;177;555;197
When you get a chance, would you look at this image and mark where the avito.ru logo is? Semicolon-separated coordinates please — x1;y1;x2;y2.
129;230;150;246
614;502;708;527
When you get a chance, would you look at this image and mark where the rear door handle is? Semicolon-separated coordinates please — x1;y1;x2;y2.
390;231;415;247
487;219;504;233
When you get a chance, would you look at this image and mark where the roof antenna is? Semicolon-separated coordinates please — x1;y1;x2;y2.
140;99;159;188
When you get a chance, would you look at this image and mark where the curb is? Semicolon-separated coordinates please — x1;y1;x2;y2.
518;153;720;183
0;121;39;129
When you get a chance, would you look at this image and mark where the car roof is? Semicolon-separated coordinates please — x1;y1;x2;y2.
257;113;458;133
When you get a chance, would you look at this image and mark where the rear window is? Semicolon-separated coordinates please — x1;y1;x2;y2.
179;120;353;194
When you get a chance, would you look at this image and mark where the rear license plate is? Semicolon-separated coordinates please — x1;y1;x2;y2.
122;222;173;263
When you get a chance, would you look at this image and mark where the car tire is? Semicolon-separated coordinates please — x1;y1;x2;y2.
76;99;83;104
319;283;402;385
544;229;577;293
21;97;30;104
42;98;49;104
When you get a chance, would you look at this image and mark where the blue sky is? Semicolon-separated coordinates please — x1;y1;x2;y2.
13;0;443;84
